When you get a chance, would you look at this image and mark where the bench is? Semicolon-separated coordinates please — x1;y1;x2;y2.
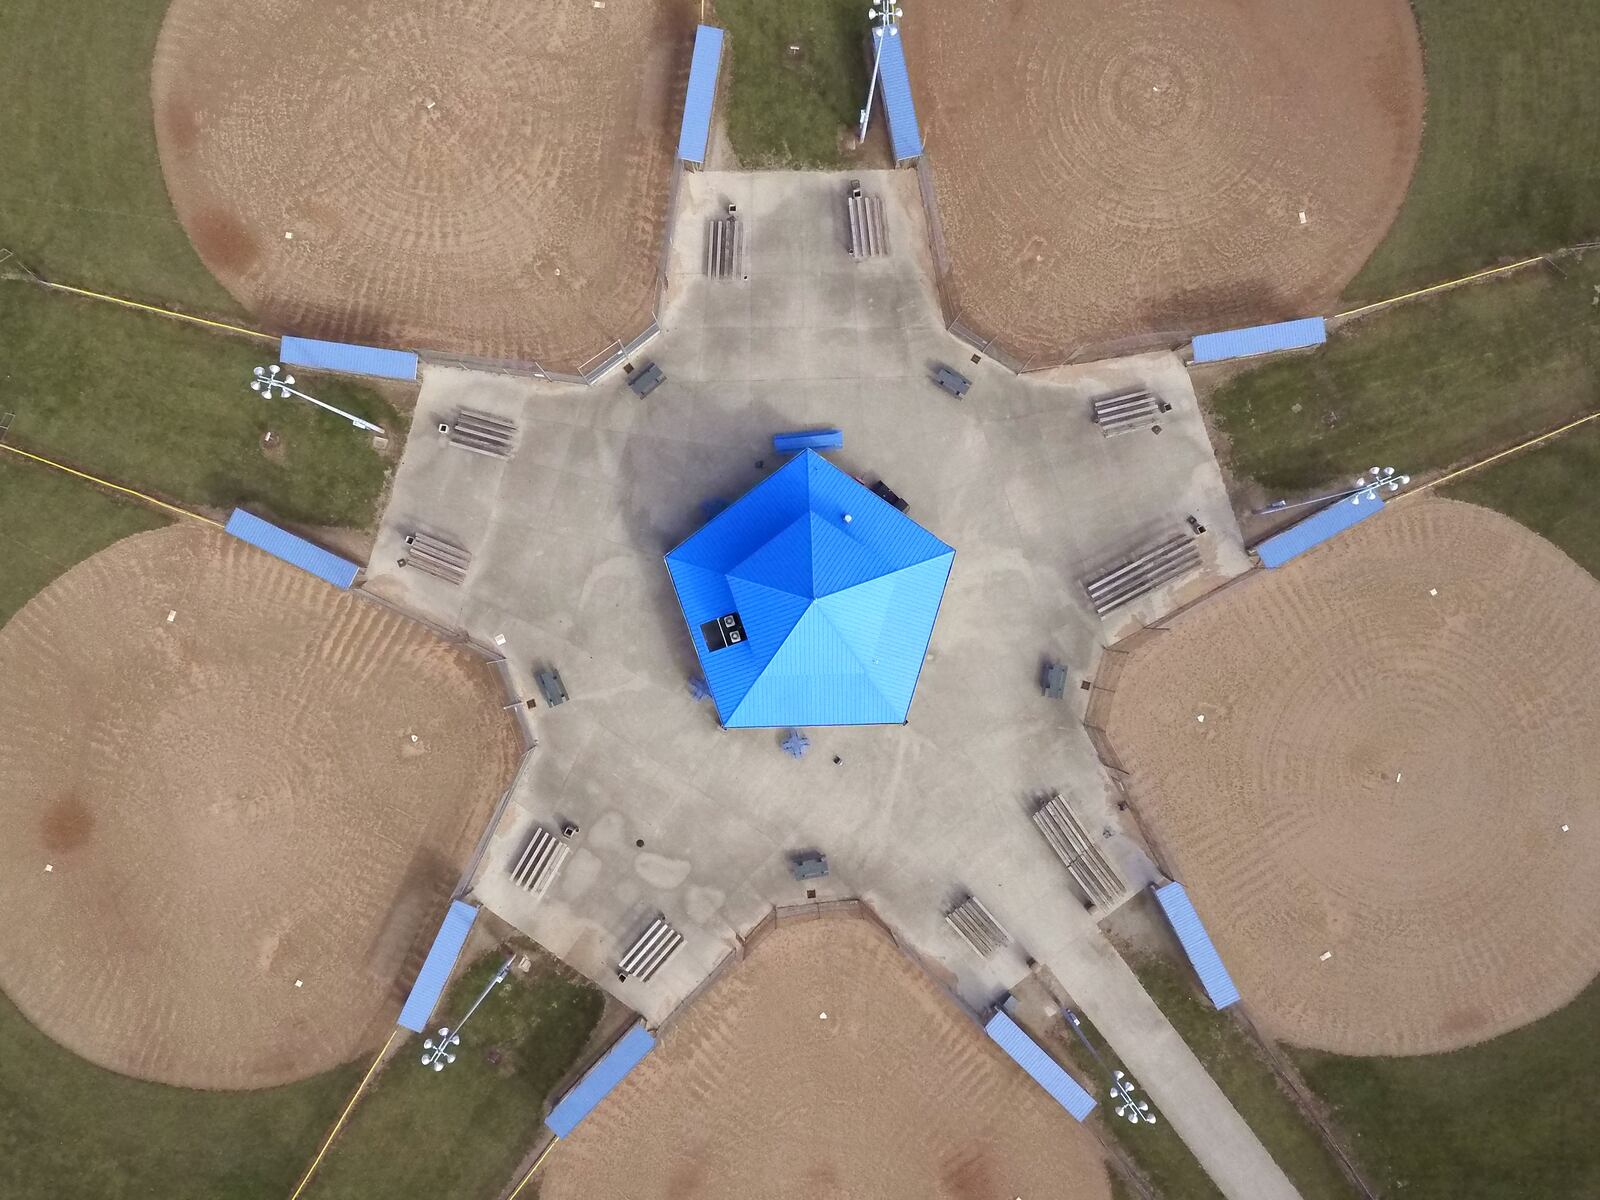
790;852;829;881
628;362;665;397
772;428;843;454
536;668;568;707
933;366;971;398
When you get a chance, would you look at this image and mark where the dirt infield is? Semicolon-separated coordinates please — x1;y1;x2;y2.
152;0;690;369
541;916;1112;1199
908;0;1424;361
1107;499;1600;1055
0;525;518;1089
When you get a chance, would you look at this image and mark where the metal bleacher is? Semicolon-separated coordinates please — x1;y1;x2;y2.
402;531;471;585
945;895;1012;957
508;825;572;901
1090;389;1171;437
846;180;889;260
445;409;517;459
1032;791;1126;909
1084;530;1201;615
617;915;683;983
705;212;744;280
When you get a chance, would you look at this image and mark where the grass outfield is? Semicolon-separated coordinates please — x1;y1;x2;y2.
714;0;870;167
0;453;167;629
1349;0;1600;300
0;283;400;527
309;954;604;1200
0;0;231;310
1445;422;1600;579
1204;254;1600;494
1130;957;1358;1200
0;986;360;1200
1293;975;1600;1199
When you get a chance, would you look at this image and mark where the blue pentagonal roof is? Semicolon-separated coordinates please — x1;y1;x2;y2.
665;450;954;728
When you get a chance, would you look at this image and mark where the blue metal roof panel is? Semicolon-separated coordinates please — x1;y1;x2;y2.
875;27;924;161
1191;317;1327;364
984;1010;1097;1121
1154;882;1242;1009
279;335;419;381
664;451;953;727
677;25;725;164
1256;497;1384;568
224;509;361;589
545;1021;657;1137
396;900;479;1032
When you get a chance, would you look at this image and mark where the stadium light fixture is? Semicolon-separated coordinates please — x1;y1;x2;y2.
857;3;906;143
1063;1009;1160;1128
249;364;385;435
419;955;515;1073
1255;464;1411;516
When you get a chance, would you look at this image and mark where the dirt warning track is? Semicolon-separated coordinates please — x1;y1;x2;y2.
909;0;1424;361
0;525;519;1089
1108;500;1600;1055
153;0;690;369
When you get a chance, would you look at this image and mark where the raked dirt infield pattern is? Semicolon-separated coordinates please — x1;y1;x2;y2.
1108;499;1600;1055
153;0;690;369
541;916;1113;1200
0;525;518;1088
909;0;1424;361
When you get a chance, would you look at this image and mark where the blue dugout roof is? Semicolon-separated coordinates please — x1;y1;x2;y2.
1256;496;1384;569
874;26;923;161
545;1021;657;1137
1191;317;1326;364
224;508;360;589
677;25;725;164
279;335;419;381
984;1010;1097;1121
397;900;479;1032
665;449;954;728
1154;882;1241;1009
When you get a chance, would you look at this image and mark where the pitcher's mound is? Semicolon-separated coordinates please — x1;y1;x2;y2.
0;525;519;1088
1108;500;1600;1054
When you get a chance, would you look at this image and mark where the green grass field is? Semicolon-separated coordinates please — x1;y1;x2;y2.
0;987;361;1200
0;0;232;310
714;0;871;167
0;452;167;628
0;283;400;527
1293;974;1600;1199
1131;957;1358;1200
1205;253;1600;494
1349;0;1600;300
1445;421;1600;578
307;954;604;1200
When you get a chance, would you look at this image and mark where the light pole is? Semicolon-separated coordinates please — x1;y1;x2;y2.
250;364;385;435
1255;465;1410;516
1062;1009;1159;1127
421;954;514;1072
858;3;905;143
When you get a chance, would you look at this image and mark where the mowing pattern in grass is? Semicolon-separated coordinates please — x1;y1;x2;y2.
0;284;398;527
0;453;167;630
1349;0;1600;301
1293;973;1600;1199
1445;422;1600;580
1050;1006;1224;1200
1206;255;1600;493
0;0;233;310
1132;957;1357;1200
0;986;361;1200
308;955;604;1200
715;0;870;168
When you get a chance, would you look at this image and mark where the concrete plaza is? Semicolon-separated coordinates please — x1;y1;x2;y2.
364;171;1293;1198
